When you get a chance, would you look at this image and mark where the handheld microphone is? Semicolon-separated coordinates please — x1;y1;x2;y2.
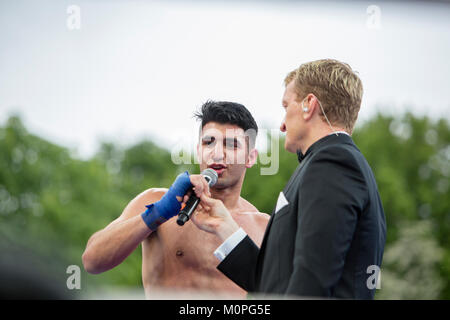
177;168;218;226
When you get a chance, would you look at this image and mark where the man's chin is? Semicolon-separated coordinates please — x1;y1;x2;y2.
284;141;297;153
211;181;228;190
213;176;235;190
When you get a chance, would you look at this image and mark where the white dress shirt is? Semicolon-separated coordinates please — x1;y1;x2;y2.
213;227;247;261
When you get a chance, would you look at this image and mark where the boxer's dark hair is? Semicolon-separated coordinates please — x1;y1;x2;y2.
194;100;258;148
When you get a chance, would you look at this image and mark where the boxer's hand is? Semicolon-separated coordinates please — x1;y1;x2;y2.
191;193;239;241
182;174;211;203
141;171;192;231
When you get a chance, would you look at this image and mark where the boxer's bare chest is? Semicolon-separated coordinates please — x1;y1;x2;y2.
140;208;262;297
159;219;223;268
141;218;239;291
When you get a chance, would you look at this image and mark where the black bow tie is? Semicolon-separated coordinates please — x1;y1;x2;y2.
297;150;305;163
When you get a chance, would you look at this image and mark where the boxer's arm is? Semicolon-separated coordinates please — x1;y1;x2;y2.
82;188;165;274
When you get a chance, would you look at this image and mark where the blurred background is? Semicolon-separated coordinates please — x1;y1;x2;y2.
0;0;449;299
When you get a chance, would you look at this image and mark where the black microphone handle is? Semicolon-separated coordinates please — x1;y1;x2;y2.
177;193;200;226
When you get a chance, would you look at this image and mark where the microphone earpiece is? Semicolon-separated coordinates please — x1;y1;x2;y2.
301;99;309;112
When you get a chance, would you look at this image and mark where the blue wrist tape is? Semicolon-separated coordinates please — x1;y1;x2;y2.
141;171;192;231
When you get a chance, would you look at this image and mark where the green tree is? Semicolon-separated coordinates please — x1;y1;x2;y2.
353;113;449;299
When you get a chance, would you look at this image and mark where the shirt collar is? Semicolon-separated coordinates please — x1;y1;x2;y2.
296;131;351;163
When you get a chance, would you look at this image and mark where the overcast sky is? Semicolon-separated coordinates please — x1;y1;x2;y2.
1;0;449;159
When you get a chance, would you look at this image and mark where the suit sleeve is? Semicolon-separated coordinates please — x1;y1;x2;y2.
285;146;368;297
217;235;259;292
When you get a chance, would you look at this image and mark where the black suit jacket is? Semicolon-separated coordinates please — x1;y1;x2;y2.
218;134;386;299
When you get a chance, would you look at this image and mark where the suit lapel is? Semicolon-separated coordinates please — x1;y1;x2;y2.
255;134;355;286
255;159;309;285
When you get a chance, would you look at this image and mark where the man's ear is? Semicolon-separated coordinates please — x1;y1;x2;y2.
302;94;316;121
245;148;258;169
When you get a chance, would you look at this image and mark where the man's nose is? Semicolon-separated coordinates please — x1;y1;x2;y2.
280;119;286;133
211;143;225;161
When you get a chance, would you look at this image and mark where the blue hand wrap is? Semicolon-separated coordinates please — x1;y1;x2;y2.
141;171;192;231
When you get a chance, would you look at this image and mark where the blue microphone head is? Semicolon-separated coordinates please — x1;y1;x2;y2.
201;168;218;187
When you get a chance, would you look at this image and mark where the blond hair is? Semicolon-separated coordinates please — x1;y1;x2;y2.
284;59;363;133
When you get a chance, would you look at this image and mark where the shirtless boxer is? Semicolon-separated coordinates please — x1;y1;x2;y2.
82;101;270;298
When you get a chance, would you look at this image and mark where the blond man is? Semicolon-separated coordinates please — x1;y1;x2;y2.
190;59;387;299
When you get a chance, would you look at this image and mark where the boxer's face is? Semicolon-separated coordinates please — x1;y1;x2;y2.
280;80;304;153
197;122;257;189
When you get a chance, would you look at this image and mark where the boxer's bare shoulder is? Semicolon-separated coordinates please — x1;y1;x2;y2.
117;188;168;221
137;187;168;205
236;197;270;220
231;197;270;247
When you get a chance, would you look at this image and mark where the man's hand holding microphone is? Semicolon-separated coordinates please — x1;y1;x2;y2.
190;191;240;242
141;168;239;239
